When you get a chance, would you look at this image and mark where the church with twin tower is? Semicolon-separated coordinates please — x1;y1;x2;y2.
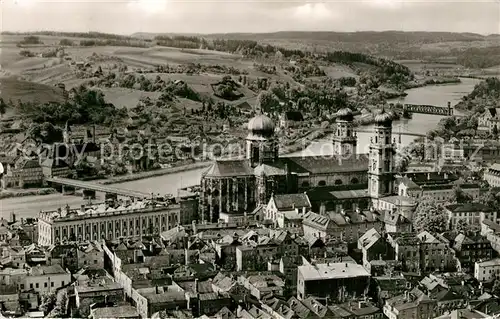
199;106;414;224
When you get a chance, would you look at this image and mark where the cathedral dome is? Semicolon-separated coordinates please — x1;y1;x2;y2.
336;108;353;121
247;114;275;138
374;109;393;127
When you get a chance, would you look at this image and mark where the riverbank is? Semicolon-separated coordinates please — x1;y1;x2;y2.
99;161;212;185
0;188;57;200
0;161;213;200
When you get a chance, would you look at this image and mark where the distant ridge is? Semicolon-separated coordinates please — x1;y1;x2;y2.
131;30;499;43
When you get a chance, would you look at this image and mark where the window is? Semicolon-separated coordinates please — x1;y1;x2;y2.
318;180;326;186
20;284;24;290
36;283;39;288
334;179;343;185
30;284;33;289
51;282;54;287
44;282;47;288
61;281;65;286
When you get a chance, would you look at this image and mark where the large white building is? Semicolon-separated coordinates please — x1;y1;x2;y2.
474;258;500;283
38;201;180;246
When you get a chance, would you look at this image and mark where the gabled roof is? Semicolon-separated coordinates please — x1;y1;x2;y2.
272;193;311;211
359;228;382;250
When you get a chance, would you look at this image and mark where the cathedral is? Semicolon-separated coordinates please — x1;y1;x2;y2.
199;107;414;223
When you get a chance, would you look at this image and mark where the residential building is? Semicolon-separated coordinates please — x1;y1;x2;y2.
383;289;436;319
453;232;493;273
77;241;104;270
479;107;500;131
417;231;456;272
75;277;124;317
387;233;421;273
265;193;310;229
239;273;285;299
445;203;496;230
3;158;44;188
358;228;394;270
302;210;384;243
475;259;500;283
297;262;370;302
384;211;412;233
24;264;71;294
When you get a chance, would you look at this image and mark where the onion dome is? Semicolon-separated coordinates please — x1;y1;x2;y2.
374;108;393;127
336;108;354;121
247;114;275;138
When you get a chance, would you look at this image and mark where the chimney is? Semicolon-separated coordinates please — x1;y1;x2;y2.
194;278;198;294
65;204;70;215
92;124;96;144
80;204;85;213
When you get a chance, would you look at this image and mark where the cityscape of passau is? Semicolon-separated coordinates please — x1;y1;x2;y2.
2;20;500;319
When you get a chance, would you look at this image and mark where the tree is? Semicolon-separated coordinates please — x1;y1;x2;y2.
452;185;473;204
0;97;7;118
256;90;280;113
493;278;500;296
40;292;56;315
412;198;448;233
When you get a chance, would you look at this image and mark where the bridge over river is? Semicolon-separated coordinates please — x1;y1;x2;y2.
46;177;153;200
390;102;453;116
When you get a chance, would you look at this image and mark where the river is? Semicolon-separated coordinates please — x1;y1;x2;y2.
0;78;481;218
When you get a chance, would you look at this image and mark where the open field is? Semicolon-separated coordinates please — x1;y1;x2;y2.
1;76;65;104
97;87;163;109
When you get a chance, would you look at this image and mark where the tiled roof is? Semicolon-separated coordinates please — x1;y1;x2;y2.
306;183;369;201
19;159;41;169
302;212;331;231
30;264;67;276
41;158;69;168
273;193;311;210
446;203;492;213
91;306;139;319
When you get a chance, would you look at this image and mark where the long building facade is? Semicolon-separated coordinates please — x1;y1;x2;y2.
199;107;403;223
38;201;180;246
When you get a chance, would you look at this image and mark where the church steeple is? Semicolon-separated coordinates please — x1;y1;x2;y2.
368;108;396;199
246;111;278;167
333;108;357;158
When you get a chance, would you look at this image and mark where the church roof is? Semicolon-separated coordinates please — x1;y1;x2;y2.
285;155;369;174
254;163;288;176
204;160;254;177
204;155;369;178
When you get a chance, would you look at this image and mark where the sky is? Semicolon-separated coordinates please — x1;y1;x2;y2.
1;0;500;35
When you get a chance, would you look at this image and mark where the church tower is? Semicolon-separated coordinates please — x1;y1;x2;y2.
246;113;278;167
333;108;357;158
368;109;396;199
